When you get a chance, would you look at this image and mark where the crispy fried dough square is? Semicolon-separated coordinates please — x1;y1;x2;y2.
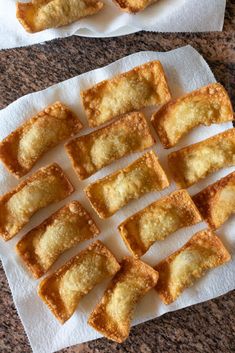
0;163;74;241
0;102;83;178
88;257;158;343
38;240;120;323
193;172;235;230
81;61;171;127
65;112;155;180
16;0;104;33
16;201;100;278
168;129;235;188
151;83;234;148
85;151;169;219
155;229;231;304
118;190;202;257
113;0;158;13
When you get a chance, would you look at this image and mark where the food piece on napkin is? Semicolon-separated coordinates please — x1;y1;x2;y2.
65;112;155;180
38;240;120;323
0;102;83;178
151;83;234;148
81;61;171;127
155;229;231;305
0;163;74;241
113;0;158;13
88;257;158;343
168;128;235;188
193;172;235;230
85;151;169;219
16;201;100;278
118;190;202;257
16;0;104;33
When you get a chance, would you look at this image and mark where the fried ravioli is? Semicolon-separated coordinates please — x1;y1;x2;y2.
85;151;169;218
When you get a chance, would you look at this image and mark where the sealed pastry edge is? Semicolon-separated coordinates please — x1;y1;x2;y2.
154;229;231;305
16;0;104;33
168;128;235;188
0;163;74;241
88;256;159;343
0;101;83;178
38;240;120;323
151;83;234;149
193;171;235;229
118;189;202;257
65;111;155;180
85;150;170;219
16;200;100;278
81;60;171;127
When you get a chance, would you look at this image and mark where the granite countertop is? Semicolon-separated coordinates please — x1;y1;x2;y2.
0;1;234;352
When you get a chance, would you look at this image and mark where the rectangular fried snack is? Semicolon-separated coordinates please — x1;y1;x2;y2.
151;83;234;148
85;151;169;219
0;102;83;178
16;0;104;33
81;61;171;127
0;163;74;241
88;257;159;343
16;201;100;278
155;229;231;305
168;128;235;188
113;0;158;13
118;190;202;257
65;112;155;180
38;240;120;323
193;171;235;230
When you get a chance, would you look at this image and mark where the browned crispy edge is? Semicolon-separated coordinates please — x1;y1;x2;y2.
118;189;202;257
65;112;155;180
88;256;159;343
155;229;231;304
113;0;157;13
168;128;235;188
193;171;235;230
151;83;234;149
0;163;74;241
38;240;120;323
85;151;169;219
81;60;171;128
0;101;83;178
16;2;35;33
16;201;100;279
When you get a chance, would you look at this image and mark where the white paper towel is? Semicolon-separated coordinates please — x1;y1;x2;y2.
0;45;234;353
0;0;226;49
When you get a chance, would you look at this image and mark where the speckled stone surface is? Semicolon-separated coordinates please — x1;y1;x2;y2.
0;1;234;353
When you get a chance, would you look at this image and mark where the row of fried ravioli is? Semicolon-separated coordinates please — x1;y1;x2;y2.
0;60;234;343
16;0;157;33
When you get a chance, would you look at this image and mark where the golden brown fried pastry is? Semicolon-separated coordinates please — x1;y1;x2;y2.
0;163;74;241
151;83;234;148
81;61;171;127
168;129;235;188
113;0;158;13
155;229;231;304
85;151;169;219
16;0;104;33
38;240;120;323
65;112;155;180
16;201;100;278
193;172;235;230
0;102;83;178
119;190;202;257
88;257;158;343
